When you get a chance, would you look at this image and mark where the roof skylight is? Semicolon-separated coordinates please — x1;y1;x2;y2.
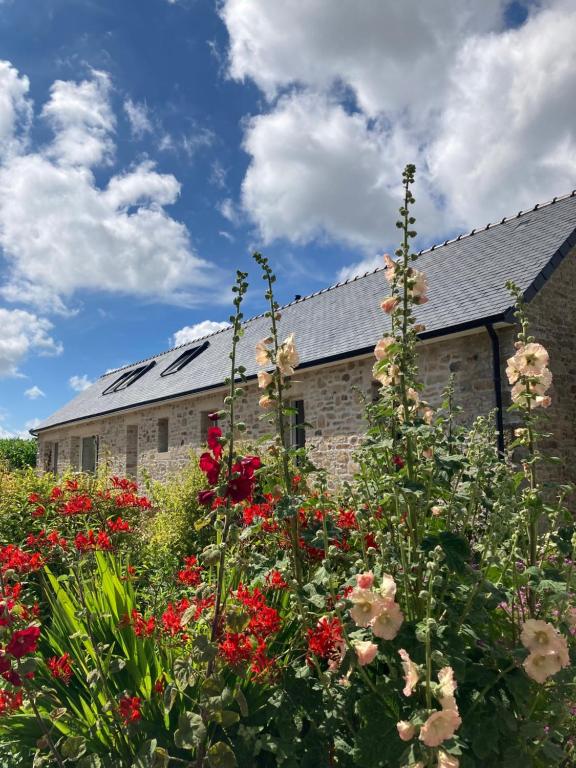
161;341;209;377
102;361;156;395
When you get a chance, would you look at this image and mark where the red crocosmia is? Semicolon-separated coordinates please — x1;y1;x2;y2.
3;669;22;687
336;510;358;530
28;493;41;504
129;609;155;637
61;494;92;515
307;616;344;661
6;626;41;659
118;695;142;724
111;476;138;492
74;530;112;552
207;426;223;459
219;632;253;666
265;570;288;590
107;516;132;533
198;489;216;506
392;454;405;469
177;556;202;587
47;653;73;684
235;584;281;639
161;599;191;637
153;676;165;695
65;480;79;491
0;545;44;575
250;638;275;677
50;487;63;500
114;492;151;509
199;453;221;485
0;688;22;714
31;506;46;518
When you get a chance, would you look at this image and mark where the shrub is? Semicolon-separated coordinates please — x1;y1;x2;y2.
0;438;37;470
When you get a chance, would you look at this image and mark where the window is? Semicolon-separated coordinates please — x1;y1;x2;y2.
289;400;306;450
102;362;156;395
161;341;209;376
157;418;169;453
52;442;59;474
43;442;58;473
81;436;98;473
126;426;138;479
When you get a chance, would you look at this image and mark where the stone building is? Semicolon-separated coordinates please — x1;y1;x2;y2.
33;192;576;486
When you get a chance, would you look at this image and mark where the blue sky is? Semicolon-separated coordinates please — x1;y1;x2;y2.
0;0;575;437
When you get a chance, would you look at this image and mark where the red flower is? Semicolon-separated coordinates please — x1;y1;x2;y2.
6;626;41;659
111;476;138;492
336;509;358;530
31;506;45;518
0;545;44;575
74;530;112;552
129;610;155;637
225;456;262;504
61;494;93;515
219;632;253;666
307;617;344;661
265;570;288;590
364;532;378;550
65;480;79;491
161;599;191;637
27;493;41;504
118;695;142;724
198;489;216;506
50;487;63;500
107;516;132;533
154;676;165;695
199;453;221;485
393;454;405;469
0;689;23;714
207;426;223;459
47;653;73;684
235;584;281;639
177;556;202;587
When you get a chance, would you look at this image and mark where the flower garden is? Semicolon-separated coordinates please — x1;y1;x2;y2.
0;166;573;767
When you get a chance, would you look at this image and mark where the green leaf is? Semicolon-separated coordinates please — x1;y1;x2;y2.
209;710;240;728
133;740;170;768
174;712;206;750
77;757;102;768
61;736;87;761
207;742;237;768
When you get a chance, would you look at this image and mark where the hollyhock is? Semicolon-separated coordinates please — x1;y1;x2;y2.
47;653;73;684
276;333;299;376
436;667;458;711
419;708;462;747
118;695;142;724
374;336;395;362
381;296;400;314
6;626;41;658
384;253;397;281
199;452;221;485
349;588;387;628
255;338;272;365
506;342;549;384
356;571;374;590
398;649;420;696
438;751;459;768
198;489;216;506
520;619;565;652
257;370;274;389
355;640;378;666
207;426;223;459
259;394;274;409
523;643;570;684
396;720;416;741
410;268;428;304
371;601;404;640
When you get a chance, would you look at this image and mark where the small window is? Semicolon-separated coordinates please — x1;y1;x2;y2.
102;361;156;395
126;425;138;479
289;400;306;450
161;342;209;377
81;436;98;473
52;442;59;474
157;418;169;453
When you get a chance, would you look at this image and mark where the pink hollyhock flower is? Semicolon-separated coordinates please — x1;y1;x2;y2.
356;571;374;590
520;619;564;652
276;333;299;376
419;708;462;747
255;338;272;366
398;649;419;696
437;751;459;768
437;667;458;710
506;343;549;384
380;296;400;314
257;370;274;389
410;269;428;304
379;573;397;600
371;600;404;640
259;394;273;409
523;643;570;684
374;336;395;362
355;641;378;666
396;720;415;741
349;588;386;628
383;253;397;281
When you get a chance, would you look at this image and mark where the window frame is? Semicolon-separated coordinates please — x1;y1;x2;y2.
160;341;209;377
157;418;169;453
102;361;156;395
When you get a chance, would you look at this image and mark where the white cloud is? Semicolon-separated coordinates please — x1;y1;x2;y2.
0;64;220;313
24;417;41;431
159;126;215;159
218;197;241;225
69;374;93;392
218;230;234;242
222;0;576;258
0;60;32;158
124;98;153;138
24;385;45;400
171;320;230;347
0;307;62;378
337;256;384;283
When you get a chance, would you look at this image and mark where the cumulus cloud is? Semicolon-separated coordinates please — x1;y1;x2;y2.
0;63;220;314
0;308;62;378
0;60;32;158
24;385;45;400
69;374;93;392
171;320;230;347
222;0;576;259
337;256;384;283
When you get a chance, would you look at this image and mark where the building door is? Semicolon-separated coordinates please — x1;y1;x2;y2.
81;436;97;473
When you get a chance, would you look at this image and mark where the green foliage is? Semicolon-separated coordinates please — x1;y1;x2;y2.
0;437;37;469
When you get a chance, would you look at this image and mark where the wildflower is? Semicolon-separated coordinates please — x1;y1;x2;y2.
398;649;419;696
61;494;93;515
276;333;299;376
374;336;395;362
161;599;191;637
257;370;274;389
437;751;459;768
129;610;155;637
219;632;253;666
47;654;73;684
107;516;132;533
6;626;41;658
355;641;378;666
371;600;403;639
419;708;462;747
436;667;457;710
118;695;142;724
396;720;415;741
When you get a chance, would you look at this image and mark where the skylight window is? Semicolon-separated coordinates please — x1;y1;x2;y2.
161;341;209;377
102;361;156;395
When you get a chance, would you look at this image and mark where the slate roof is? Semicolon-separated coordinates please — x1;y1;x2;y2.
34;191;576;433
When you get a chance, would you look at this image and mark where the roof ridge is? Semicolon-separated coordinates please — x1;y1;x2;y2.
100;187;576;380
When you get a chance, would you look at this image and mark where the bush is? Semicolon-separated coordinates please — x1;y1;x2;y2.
0;438;37;470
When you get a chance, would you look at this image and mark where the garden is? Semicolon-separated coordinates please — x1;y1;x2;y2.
0;166;573;767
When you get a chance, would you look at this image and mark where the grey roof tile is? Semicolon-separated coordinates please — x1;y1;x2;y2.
35;192;576;432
